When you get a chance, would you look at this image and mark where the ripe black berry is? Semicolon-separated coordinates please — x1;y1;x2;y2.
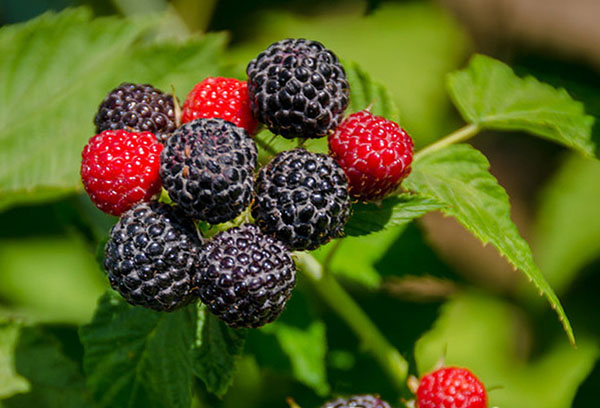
247;38;349;139
321;395;391;408
252;148;351;250
94;83;177;142
194;224;296;328
160;118;258;224
104;202;202;312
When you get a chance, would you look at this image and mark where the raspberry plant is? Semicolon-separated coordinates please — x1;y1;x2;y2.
0;6;598;408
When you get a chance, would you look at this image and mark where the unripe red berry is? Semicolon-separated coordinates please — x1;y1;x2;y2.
417;367;488;408
81;130;163;216
329;110;413;201
182;77;258;135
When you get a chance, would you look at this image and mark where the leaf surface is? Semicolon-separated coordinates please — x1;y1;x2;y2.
447;54;595;155
405;144;574;343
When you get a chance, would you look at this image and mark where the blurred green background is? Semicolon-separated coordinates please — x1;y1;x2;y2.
1;0;600;407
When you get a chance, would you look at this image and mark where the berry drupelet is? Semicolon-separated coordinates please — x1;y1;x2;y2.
160;118;258;224
329;110;414;201
194;224;296;328
320;395;391;408
104;202;202;312
252;148;351;251
182;77;258;135
80;129;163;216
94;83;177;142
247;38;349;139
417;367;488;408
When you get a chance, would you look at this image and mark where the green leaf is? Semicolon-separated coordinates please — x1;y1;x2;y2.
0;8;226;211
2;326;93;408
261;321;329;396
404;144;574;344
0;322;29;399
344;194;444;237
534;155;600;293
344;61;400;122
227;1;469;143
415;292;598;408
312;228;404;288
192;304;246;397
447;54;595;156
0;236;106;324
79;291;195;408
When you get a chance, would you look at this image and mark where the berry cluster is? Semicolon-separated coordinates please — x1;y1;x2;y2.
80;37;415;365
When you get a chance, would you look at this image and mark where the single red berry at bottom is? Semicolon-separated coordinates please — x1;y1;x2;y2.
181;77;258;135
329;110;413;201
81;129;163;216
417;367;487;408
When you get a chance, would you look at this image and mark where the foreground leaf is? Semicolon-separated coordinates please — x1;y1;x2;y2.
3;326;93;408
0;8;225;211
447;54;595;156
80;291;195;408
404;144;574;343
345;194;444;237
192;304;246;397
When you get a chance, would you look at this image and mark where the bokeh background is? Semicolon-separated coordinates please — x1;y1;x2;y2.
1;0;600;407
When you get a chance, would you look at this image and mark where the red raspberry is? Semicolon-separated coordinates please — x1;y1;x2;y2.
417;367;488;408
328;110;413;201
181;77;258;135
80;130;163;216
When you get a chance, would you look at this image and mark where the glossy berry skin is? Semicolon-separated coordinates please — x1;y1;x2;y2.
94;83;177;142
321;395;391;408
247;38;349;139
329;110;414;201
81;130;163;216
417;367;488;408
252;148;351;251
160;118;258;224
104;202;202;311
194;224;296;328
181;77;258;135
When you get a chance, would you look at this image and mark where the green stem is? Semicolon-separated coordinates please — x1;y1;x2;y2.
295;252;409;390
414;123;480;161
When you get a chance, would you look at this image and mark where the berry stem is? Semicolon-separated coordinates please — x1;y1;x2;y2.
295;251;409;390
414;123;480;160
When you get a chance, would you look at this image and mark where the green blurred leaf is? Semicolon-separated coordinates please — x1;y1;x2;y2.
0;8;226;211
3;326;93;408
415;292;598;408
0;321;29;399
448;54;595;155
0;236;107;324
227;2;469;144
534;155;600;293
404;144;574;343
261;320;329;396
312;227;404;288
192;304;246;397
80;291;195;408
344;61;399;122
345;194;444;237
